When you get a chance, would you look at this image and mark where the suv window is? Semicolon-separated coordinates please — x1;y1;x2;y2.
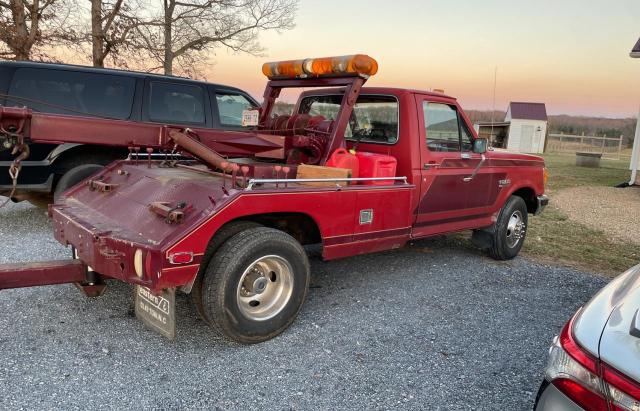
299;95;399;144
7;68;135;119
216;92;253;126
149;81;205;124
423;102;470;152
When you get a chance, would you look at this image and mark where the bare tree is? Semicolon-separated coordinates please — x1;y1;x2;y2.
89;0;151;67
135;0;297;76
0;0;75;61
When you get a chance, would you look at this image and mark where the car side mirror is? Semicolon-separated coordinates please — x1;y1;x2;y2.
473;138;488;154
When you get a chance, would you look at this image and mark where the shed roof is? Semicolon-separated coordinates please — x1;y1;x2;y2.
631;37;640;58
508;102;547;121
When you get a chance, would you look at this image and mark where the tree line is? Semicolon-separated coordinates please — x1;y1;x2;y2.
0;0;298;77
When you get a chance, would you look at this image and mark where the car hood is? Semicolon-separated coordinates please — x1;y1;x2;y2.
574;264;640;381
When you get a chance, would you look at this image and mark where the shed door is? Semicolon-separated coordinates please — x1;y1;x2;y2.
520;125;534;152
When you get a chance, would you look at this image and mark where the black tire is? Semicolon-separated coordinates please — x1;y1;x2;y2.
53;164;104;202
191;220;261;324
486;195;528;260
201;227;310;344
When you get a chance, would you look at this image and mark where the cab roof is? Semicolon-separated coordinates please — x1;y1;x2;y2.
300;86;457;101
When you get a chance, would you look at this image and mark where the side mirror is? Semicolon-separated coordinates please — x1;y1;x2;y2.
473;138;488;154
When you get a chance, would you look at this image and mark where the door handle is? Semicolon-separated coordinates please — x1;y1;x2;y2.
423;162;438;170
463;154;486;182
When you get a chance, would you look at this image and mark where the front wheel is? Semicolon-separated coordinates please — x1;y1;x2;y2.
486;195;528;260
201;227;310;344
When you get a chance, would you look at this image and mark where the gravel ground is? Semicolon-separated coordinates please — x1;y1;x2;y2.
0;201;609;410
554;186;640;244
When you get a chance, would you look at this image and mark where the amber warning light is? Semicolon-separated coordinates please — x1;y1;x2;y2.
262;54;379;80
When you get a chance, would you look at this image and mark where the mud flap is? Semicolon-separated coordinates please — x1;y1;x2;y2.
135;286;176;340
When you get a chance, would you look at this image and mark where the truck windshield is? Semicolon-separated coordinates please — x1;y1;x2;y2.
299;95;399;144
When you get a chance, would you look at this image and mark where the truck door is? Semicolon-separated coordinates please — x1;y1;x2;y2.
413;98;495;232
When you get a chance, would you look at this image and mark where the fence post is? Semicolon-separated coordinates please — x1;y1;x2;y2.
581;132;584;152
601;134;606;155
618;135;624;160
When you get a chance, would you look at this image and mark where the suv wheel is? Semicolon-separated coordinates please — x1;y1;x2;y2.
53;164;104;202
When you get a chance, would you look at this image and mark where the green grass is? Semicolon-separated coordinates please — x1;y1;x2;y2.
520;153;635;276
542;153;630;192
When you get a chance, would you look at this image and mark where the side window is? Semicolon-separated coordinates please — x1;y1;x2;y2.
148;81;205;124
423;102;460;152
215;92;253;126
7;68;135;119
460;121;474;151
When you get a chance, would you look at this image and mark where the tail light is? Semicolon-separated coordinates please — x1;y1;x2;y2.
603;365;640;411
543;167;549;187
545;312;640;411
545;314;607;410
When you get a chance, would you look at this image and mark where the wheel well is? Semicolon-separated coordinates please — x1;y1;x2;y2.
223;213;322;246
511;187;537;214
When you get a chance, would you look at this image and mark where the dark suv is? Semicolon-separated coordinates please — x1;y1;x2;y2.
0;61;258;205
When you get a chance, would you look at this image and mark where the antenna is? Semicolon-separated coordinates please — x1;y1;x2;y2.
490;66;497;142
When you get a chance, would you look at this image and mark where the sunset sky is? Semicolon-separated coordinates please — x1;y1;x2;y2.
204;0;640;118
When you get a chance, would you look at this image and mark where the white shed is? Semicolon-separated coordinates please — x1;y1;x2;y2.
503;102;548;153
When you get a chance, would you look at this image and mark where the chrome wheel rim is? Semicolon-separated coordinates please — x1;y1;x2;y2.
236;255;294;321
505;210;526;248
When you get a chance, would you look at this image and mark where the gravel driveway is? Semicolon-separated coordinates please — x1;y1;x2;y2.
0;201;609;410
554;186;640;244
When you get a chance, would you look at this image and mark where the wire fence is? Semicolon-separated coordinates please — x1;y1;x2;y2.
546;133;629;160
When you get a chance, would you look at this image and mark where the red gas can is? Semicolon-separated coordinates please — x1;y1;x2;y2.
355;152;397;185
326;148;359;178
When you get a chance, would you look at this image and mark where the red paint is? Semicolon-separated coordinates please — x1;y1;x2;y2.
0;73;546;295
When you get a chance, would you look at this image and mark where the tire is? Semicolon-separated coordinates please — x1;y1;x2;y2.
201;227;310;344
191;220;261;324
53;164;104;202
486;195;528;260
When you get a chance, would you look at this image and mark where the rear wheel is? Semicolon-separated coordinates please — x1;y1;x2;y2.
201;227;310;344
486;195;528;260
190;220;261;324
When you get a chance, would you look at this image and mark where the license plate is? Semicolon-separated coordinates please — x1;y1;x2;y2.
135;286;176;339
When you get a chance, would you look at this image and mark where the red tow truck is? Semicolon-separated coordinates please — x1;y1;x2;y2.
0;55;548;343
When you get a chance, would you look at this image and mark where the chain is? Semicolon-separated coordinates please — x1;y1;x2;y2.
0;161;20;209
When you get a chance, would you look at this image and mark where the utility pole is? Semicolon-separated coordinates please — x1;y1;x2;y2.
629;38;640;185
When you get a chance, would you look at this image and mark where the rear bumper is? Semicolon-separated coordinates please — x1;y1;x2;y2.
534;379;583;410
535;195;549;215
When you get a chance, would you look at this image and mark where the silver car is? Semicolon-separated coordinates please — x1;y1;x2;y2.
535;264;640;411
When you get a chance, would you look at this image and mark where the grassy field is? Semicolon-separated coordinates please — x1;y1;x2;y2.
522;154;637;276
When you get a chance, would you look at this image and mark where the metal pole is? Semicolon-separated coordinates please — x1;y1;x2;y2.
618;135;623;160
629;104;640;186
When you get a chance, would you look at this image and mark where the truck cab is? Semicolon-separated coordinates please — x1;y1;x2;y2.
294;87;547;247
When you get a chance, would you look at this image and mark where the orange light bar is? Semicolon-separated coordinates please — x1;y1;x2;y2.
262;54;378;80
